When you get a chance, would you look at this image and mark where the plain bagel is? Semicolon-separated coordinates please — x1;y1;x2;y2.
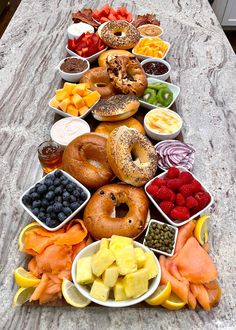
95;117;145;137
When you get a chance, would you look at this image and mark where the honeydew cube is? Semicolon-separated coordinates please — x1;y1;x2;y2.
55;89;69;101
100;238;109;250
78;105;89;116
114;278;129;301
102;264;119;287
63;82;77;95
123;268;149;298
91;248;115;277
115;245;137;275
72;83;90;96
72;94;85;109
59;98;71;112
134;248;146;269
144;251;158;280
90;278;110;302
76;256;95;285
50;97;60;108
67;104;79;116
109;235;133;257
83;90;101;107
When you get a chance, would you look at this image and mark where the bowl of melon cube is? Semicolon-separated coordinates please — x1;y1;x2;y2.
71;235;161;307
49;82;101;119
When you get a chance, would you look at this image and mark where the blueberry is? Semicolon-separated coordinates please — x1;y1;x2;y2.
69;195;76;203
48;185;55;191
72;189;81;197
58;212;67;222
38;212;46;222
66;183;74;192
47;205;53;214
60;175;65;182
54;170;62;178
40;207;46;212
55;186;63;196
61;179;69;187
46;191;55;201
54;178;61;187
31;192;40;200
52;202;63;213
32;200;42;208
37;184;47;195
46;218;60;228
42;199;49;208
77;187;83;193
50;212;57;219
70;202;80;211
62;191;70;201
29;187;36;194
81;192;87;201
32;207;40;216
63;207;72;216
55;196;62;203
22;194;32;206
63;201;70;207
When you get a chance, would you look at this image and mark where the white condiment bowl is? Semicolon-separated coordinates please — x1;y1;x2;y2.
137;24;164;38
66;46;108;63
132;37;170;61
71;240;161;307
57;56;90;82
67;23;94;40
144;108;183;141
141;58;171;81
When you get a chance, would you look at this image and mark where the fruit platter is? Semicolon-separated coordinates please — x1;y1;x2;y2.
13;2;221;312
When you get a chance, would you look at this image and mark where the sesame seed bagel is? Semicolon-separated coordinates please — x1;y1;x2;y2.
107;126;158;187
100;20;140;49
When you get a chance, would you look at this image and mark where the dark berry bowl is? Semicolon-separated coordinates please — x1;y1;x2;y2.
144;166;214;227
20;169;91;231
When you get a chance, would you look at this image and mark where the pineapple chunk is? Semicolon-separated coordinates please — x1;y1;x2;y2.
63;82;77;95
144;251;158;280
59;98;71;112
100;238;109;250
78;105;89;115
134;248;146;269
83;90;101;107
102;264;119;287
90;279;110;302
67;104;79;116
76;256;95;285
109;235;133;257
114;278;129;301
123;268;149;298
91;248;115;277
55;89;69;101
72;83;90;96
115;245;137;275
72;94;85;109
50;97;60;109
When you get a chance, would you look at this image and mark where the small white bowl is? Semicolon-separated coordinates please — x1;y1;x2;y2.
57;57;90;83
141;58;171;81
143;219;178;257
140;77;180;110
138;24;164;38
132;37;170;61
66;46;108;63
71;240;161;307
67;23;94;40
20;170;91;232
145;166;214;227
144;108;183;141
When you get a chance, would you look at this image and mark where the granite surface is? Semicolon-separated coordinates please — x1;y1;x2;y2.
0;0;236;329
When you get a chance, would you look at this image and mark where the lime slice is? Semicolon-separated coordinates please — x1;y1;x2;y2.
194;215;210;245
13;287;35;307
18;222;41;251
14;267;41;288
161;292;186;310
145;281;171;306
62;279;91;308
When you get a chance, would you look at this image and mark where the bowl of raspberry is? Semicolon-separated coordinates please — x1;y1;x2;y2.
145;166;214;227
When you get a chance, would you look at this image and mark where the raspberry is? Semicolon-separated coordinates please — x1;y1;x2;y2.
189;179;203;193
152;178;166;187
166;167;180;179
186;196;198;209
179;172;193;184
166;179;182;191
156;186;173;201
193;191;211;211
176;193;185;206
146;185;158;196
159;201;174;215
170;206;190;221
179;184;193;197
169;190;176;203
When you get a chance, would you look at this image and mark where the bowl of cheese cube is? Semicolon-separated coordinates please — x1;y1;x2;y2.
71;235;161;307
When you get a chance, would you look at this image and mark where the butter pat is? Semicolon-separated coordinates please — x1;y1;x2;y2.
76;256;95;285
90;279;110;302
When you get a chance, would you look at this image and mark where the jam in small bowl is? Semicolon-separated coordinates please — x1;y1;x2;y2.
141;58;171;81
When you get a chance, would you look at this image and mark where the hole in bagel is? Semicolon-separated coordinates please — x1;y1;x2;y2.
113;203;129;218
131;145;150;167
94;83;107;88
114;31;122;36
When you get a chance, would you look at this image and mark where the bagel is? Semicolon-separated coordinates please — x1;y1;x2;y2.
62;133;114;190
95;117;145;137
98;49;132;67
107;126;158;187
106;56;147;97
92;95;139;122
100;20;140;49
83;183;149;239
80;67;116;99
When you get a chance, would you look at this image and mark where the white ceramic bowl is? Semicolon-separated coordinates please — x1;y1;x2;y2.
57;57;90;83
141;58;171;81
143;219;178;257
140;77;180;110
20;170;91;231
144;108;183;141
66;46;108;63
145;166;214;227
132;37;170;61
71;240;161;307
67;23;94;40
137;24;164;38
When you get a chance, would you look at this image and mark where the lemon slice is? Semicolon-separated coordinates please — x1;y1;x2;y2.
194;215;210;245
12;287;35;307
62;279;91;308
18;222;41;251
161;292;186;310
14;267;41;288
145;281;171;306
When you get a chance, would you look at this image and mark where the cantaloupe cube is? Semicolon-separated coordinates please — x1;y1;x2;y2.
63;82;77;95
55;89;69;101
102;264;119;287
115;245;137;275
76;256;95;285
100;238;109;250
50;97;60;109
83;90;101;107
114;278;129;301
91;248;115;277
72;83;90;96
109;235;133;257
59;98;71;112
123;268;149;298
67;104;79;116
72;94;85;109
90;279;110;302
144;251;158;280
134;248;146;269
78;106;89;116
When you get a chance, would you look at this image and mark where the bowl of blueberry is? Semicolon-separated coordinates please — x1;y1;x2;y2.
20;169;91;231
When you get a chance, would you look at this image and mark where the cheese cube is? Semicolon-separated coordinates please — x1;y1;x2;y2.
83;90;101;107
102;264;119;287
134;248;146;268
123;268;149;298
72;94;85;109
90;279;110;302
114;278;129;301
100;238;109;250
91;248;115;277
78;105;89;115
67;104;79;116
109;235;133;256
72;83;90;96
63;82;77;95
115;245;137;275
144;251;158;280
55;89;69;101
50;97;60;109
76;256;95;285
59;98;71;112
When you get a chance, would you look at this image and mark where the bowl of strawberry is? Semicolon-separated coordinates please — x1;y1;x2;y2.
145;166;213;227
67;33;107;62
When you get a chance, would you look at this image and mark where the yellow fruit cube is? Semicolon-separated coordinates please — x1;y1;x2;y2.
78;105;89;116
102;264;119;287
90;279;110;302
114;278;129;301
115;245;137;275
123;268;149;298
109;235;133;256
72;83;90;96
134;248;146;269
50;97;60;109
144;251;158;280
100;238;109;250
83;90;101;107
59;98;71;112
63;82;77;95
55;89;69;101
76;256;95;285
72;94;85;109
91;248;115;277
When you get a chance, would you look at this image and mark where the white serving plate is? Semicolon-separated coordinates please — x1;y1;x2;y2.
139;77;180;110
20;170;91;231
66;46;108;63
132;37;170;61
71;240;161;307
145;166;214;227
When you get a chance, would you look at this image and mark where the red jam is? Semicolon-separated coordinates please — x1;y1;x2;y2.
143;62;169;76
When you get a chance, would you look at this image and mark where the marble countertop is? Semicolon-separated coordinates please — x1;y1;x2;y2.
0;0;236;329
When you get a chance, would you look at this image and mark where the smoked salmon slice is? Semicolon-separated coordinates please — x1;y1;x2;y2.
174;221;195;253
189;283;210;311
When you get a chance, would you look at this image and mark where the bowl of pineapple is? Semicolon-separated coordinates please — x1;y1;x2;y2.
71;235;161;307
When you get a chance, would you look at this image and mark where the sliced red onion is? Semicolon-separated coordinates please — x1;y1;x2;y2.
155;140;195;171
